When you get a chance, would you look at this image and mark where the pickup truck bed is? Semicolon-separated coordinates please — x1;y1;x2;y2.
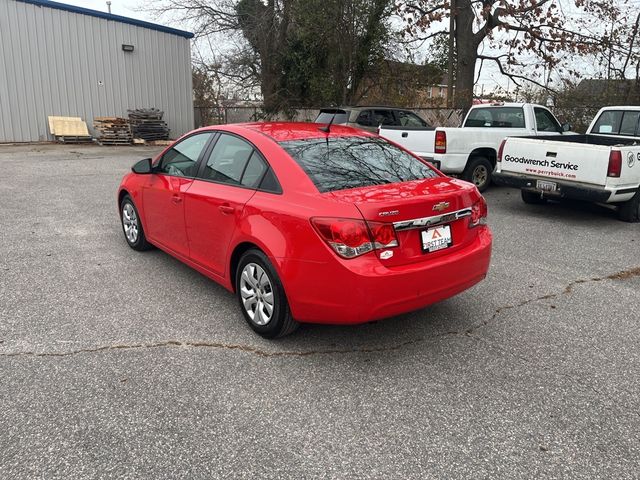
494;106;640;222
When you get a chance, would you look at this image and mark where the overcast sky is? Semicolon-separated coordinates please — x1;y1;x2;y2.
63;0;147;21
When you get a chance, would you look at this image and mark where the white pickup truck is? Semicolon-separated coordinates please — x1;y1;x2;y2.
494;106;640;222
378;102;572;192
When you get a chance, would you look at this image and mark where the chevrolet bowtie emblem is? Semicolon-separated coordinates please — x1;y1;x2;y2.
432;201;450;212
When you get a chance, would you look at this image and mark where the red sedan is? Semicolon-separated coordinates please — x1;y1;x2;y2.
117;123;492;338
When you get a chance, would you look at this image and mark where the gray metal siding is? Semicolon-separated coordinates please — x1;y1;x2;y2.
0;0;193;142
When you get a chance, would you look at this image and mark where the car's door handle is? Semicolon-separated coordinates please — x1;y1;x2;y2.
402;132;408;138
171;195;182;204
219;204;235;215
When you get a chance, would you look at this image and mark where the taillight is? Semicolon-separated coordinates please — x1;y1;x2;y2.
434;131;447;154
608;150;622;177
469;197;488;228
311;218;398;259
368;222;399;249
497;139;506;162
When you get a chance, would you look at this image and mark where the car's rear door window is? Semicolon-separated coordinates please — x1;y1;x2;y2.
280;136;438;193
158;132;214;177
396;110;428;127
200;133;254;185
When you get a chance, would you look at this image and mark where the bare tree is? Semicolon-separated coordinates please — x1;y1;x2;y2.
399;0;627;110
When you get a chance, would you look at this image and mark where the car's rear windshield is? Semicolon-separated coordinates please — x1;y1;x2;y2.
280;136;438;193
315;110;350;125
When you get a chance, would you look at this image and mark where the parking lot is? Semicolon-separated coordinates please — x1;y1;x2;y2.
1;143;639;478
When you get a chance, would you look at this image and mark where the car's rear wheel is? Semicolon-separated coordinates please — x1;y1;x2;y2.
236;249;298;338
463;156;493;192
120;195;153;251
521;190;548;205
618;189;640;222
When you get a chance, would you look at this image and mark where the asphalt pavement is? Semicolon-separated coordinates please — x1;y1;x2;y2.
0;144;639;479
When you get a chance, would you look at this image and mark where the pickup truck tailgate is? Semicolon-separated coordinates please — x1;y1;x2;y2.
500;138;610;186
379;128;436;158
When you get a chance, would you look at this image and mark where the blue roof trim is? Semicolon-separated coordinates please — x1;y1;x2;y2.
16;0;195;39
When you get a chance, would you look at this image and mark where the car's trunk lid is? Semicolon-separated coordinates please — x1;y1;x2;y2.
326;177;481;267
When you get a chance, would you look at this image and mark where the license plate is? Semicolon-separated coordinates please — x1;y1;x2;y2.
536;180;557;192
421;225;452;253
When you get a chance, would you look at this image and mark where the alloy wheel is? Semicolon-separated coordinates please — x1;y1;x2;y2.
239;263;275;326
122;203;139;244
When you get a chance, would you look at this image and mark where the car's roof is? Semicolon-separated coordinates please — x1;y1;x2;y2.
198;122;375;142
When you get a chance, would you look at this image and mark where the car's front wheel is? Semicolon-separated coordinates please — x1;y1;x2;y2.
236;249;298;338
120;195;153;251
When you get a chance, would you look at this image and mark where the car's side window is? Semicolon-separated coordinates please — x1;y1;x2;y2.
396;110;427;127
372;110;396;126
356;110;373;126
200;133;255;186
158;133;213;177
534;108;561;132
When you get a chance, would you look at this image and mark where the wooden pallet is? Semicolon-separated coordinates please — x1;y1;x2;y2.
56;135;94;144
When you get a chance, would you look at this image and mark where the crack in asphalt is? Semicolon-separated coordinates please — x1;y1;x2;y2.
463;266;640;335
0;338;429;359
1;266;638;360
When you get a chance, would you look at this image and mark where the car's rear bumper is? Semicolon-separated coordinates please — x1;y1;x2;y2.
493;172;612;203
280;227;492;324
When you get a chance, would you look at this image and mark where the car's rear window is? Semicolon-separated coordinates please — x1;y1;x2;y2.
280;136;438;193
315;111;350;125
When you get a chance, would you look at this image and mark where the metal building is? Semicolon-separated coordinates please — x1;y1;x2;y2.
0;0;194;142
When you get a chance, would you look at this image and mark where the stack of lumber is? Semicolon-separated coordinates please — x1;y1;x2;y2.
128;108;170;141
48;116;93;143
93;117;132;145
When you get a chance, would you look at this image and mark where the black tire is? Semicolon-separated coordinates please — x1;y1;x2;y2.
120;195;154;251
463;156;493;192
236;249;298;338
618;189;640;223
521;189;548;205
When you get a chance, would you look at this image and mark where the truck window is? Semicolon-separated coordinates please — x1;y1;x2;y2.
464;107;525;128
534;107;561;132
619;111;640;136
592;110;623;134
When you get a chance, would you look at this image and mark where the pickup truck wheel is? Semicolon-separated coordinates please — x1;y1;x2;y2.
521;190;548;205
618;190;640;223
463;157;493;192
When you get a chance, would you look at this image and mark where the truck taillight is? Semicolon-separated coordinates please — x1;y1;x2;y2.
469;197;488;228
497;139;506;162
607;151;622;177
311;218;398;259
434;131;447;154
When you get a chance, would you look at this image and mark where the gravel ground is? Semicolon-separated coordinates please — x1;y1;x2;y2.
0;143;639;479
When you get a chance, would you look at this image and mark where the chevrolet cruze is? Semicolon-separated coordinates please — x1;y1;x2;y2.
117;123;492;338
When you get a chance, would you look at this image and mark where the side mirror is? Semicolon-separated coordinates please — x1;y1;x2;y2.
132;158;153;174
562;123;572;132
